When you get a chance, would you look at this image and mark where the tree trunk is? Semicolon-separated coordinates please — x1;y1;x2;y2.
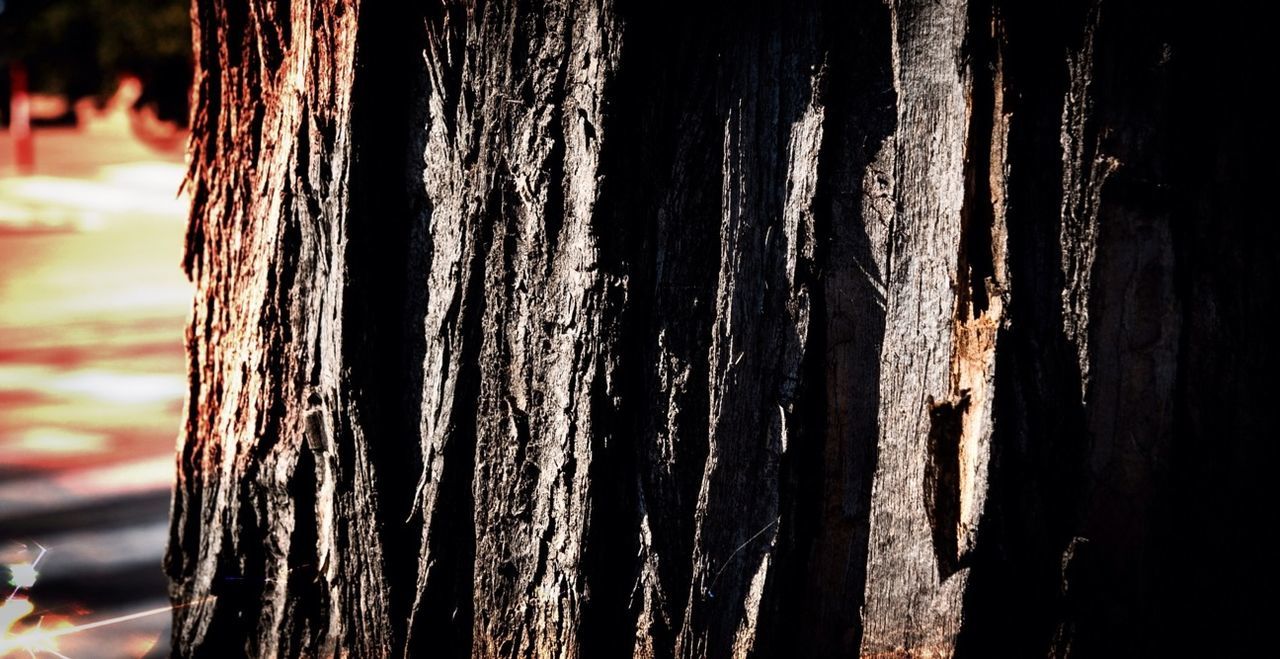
166;0;1277;656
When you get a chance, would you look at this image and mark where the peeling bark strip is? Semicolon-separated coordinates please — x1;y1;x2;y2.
171;0;1277;656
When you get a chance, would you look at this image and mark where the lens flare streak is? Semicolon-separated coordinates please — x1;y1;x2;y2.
2;544;172;658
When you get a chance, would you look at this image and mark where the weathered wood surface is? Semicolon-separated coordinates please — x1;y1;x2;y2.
168;0;1277;656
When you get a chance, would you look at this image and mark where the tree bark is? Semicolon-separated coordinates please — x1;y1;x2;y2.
166;0;1278;656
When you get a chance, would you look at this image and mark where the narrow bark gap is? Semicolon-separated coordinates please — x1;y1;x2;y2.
539;14;573;261
924;393;969;580
542;103;568;262
504;0;535;98
219;1;250;70
280;445;326;654
617;2;726;649
404;390;480;657
405;351;483;655
182;182;209;277
572;4;679;649
424;3;466;144
955;2;1095;655
246;99;267;179
342;0;433;648
251;0;288;73
577;361;641;657
402;178;493;657
207;499;269;656
792;0;895;653
293;109;324;229
957;0;998;321
765;264;826;648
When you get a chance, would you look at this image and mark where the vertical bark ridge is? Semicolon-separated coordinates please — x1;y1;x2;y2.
1057;1;1115;403
667;4;823;657
169;1;366;655
473;2;622;655
859;0;975;653
405;4;481;656
409;1;623;656
171;1;1274;656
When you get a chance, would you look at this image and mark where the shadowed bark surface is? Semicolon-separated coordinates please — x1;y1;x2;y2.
166;0;1277;656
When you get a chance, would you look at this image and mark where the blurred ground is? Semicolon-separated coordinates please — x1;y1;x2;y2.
0;117;188;657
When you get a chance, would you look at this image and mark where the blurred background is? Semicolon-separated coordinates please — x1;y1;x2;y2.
1;1;191;656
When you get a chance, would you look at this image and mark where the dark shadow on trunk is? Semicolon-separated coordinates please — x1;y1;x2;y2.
609;0;727;651
773;1;895;655
1162;3;1280;653
956;1;1093;655
342;1;439;652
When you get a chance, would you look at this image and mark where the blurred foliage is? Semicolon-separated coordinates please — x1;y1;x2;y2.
0;0;192;124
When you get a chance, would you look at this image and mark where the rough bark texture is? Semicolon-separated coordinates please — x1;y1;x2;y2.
167;0;1277;656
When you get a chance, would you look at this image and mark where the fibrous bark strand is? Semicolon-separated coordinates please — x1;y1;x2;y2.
169;1;1276;657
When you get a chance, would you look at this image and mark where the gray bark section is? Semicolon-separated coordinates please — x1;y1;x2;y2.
859;0;971;651
168;0;1277;657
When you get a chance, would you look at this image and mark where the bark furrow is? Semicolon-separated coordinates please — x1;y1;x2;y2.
169;1;1277;656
